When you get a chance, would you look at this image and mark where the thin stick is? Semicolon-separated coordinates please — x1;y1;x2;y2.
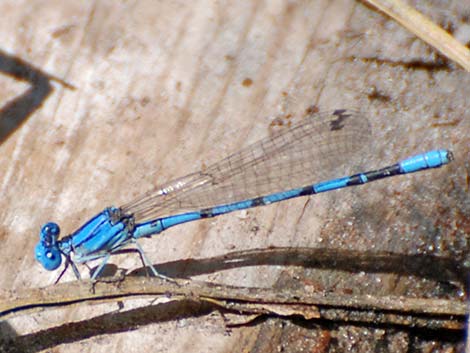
0;276;465;330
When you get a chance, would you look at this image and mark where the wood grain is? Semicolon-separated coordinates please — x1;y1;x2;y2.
0;0;468;352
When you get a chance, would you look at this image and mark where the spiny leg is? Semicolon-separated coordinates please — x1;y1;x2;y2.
86;247;156;277
70;259;81;279
133;245;153;277
101;247;154;277
133;241;177;283
90;253;111;280
54;255;81;284
70;244;179;283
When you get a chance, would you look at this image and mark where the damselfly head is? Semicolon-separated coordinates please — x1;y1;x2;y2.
35;222;62;271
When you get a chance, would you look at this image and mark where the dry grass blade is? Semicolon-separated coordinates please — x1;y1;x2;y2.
362;0;470;71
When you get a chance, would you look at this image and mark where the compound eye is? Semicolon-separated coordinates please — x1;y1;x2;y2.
41;222;60;236
35;242;62;271
40;222;61;244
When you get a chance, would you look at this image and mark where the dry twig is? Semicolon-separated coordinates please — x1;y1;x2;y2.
0;276;465;330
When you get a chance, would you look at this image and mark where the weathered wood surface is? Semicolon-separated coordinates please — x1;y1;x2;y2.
0;0;469;352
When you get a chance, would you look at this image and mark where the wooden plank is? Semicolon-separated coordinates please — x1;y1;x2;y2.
0;0;468;352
